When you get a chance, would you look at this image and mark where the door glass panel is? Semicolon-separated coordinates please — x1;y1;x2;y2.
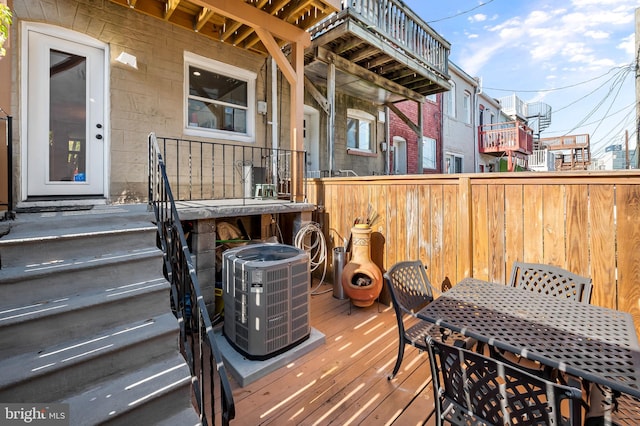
49;49;86;182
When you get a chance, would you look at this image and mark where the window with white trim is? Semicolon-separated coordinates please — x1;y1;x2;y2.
184;52;256;142
446;81;455;117
445;153;463;173
347;109;375;151
463;91;471;124
426;93;437;103
422;137;437;169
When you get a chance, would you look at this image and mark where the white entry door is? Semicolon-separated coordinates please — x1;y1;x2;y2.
26;28;106;197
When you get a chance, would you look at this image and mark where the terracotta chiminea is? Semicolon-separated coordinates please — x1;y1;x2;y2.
341;224;383;307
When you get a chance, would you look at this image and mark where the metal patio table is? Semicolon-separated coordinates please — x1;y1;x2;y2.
416;277;640;400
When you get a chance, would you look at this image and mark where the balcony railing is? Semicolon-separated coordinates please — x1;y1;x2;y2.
478;121;533;155
152;136;306;205
528;149;555;172
540;134;590;150
310;0;450;78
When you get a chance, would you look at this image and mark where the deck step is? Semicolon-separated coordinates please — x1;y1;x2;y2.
63;353;193;425
0;247;165;309
0;226;158;269
0;276;170;359
0;204;197;421
0;312;180;403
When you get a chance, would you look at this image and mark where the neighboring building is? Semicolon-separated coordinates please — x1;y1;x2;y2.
594;145;637;170
304;1;452;178
476;91;506;173
441;62;478;174
387;94;442;174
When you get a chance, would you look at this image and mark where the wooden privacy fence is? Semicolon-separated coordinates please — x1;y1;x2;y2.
307;171;640;337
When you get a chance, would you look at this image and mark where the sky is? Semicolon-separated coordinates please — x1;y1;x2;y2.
403;0;638;157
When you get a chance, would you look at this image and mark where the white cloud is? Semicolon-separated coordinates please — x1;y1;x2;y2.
584;30;610;39
467;34;479;39
468;13;487;23
617;33;635;56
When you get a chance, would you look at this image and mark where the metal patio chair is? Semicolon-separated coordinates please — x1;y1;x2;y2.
478;261;594;378
510;261;593;303
426;336;583;426
384;260;472;380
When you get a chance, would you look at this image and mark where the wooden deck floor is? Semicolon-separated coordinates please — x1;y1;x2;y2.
223;282;438;425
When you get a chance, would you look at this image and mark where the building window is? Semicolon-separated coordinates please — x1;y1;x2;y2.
347;109;375;151
184;52;256;142
445;153;463;173
422;137;437;169
446;81;455;117
426;93;437;103
463;91;471;124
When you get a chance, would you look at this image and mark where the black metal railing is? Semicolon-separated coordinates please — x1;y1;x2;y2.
148;133;235;425
154;136;306;205
1;113;14;220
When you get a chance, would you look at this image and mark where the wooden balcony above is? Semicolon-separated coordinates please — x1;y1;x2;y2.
478;121;534;156
540;134;590;150
304;0;452;104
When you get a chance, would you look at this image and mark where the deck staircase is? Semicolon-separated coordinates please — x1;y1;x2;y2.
0;204;199;425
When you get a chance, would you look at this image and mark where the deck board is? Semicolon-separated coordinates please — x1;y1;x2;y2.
223;282;436;425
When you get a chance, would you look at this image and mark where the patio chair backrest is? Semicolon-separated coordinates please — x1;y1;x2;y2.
510;261;593;304
384;260;434;315
426;337;583;426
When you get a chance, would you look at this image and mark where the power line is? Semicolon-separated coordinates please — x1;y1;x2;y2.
483;63;633;93
426;0;495;24
561;67;632;137
552;67;632;114
544;102;635;135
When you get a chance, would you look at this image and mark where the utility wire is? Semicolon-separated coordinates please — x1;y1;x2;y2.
552;67;632;114
483;63;633;93
561;67;631;137
545;102;635;135
426;0;495;24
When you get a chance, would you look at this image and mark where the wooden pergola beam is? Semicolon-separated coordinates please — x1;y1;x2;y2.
190;0;311;48
194;8;215;32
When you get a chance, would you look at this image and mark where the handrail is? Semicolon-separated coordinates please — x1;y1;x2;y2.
0;114;14;220
148;132;235;425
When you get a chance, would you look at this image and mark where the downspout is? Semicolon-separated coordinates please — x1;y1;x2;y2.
417;101;423;173
385;106;390;175
328;62;336;175
473;84;479;173
440;94;445;173
271;58;278;186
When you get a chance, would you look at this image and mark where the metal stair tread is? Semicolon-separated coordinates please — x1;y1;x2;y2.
0;312;179;391
62;353;194;425
0;246;163;284
0;275;169;322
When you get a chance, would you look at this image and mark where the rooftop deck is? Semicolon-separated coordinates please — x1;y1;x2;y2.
221;284;437;425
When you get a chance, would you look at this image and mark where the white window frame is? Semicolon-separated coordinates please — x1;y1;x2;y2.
446;81;455;117
347;109;375;152
426;93;437;103
445;153;463;174
422;136;437;169
463;91;471;124
184;51;256;143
